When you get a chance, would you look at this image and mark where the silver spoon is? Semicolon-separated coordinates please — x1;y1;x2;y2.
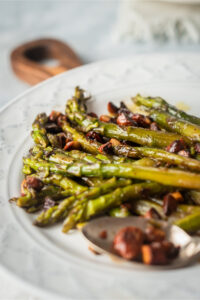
82;216;200;270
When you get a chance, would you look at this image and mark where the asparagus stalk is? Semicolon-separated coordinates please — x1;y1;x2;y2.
26;204;43;213
31;144;112;164
12;170;87;208
45;163;104;188
62;181;166;232
47;133;63;148
109;206;131;217
42;174;87;194
22;167;87;194
131;158;156;167
48;148;126;165
65;97;185;149
69;86;89;113
149;197;200;215
54;149;155;167
178;204;200;215
149;110;200;142
68;116;184;149
65;150;102;163
62;118;199;172
35;178;132;226
132;199;200;233
133;94;200;126
132;199;164;218
43;152;106;187
185;190;200;205
24;157;200;189
113;144;200;172
64;95;200;171
32;142;134;169
31;113;49;148
61;121;200;172
81;177;103;187
11;185;70;208
174;212;200;233
132;198;200;216
61;122;136;163
62;121;100;155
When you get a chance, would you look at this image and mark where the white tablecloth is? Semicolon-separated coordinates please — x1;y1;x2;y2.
0;1;200;299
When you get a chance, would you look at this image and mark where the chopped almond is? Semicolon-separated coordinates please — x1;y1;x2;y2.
99;115;111;123
166;139;186;153
64;141;81;151
86;131;104;143
170;191;183;202
144;208;161;220
87;112;98;118
109;138;121;146
113;226;144;260
99;230;107;239
142;243;168;265
145;225;165;243
150;122;160;131
26;176;44;192
107;102;119;116
98;142;113;154
117;112;135;126
163;193;178;216
49;110;61;122
20;179;27;196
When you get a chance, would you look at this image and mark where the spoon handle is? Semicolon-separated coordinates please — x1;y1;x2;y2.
10;38;82;85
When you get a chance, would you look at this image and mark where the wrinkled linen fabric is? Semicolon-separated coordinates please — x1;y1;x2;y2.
115;0;200;43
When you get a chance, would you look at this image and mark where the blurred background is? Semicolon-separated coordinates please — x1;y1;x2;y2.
1;0;200;108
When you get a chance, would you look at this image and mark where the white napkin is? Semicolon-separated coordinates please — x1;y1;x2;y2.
115;0;200;43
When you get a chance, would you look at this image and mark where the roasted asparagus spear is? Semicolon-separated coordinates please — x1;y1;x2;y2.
65;94;185;149
62;181;166;232
133;94;200;126
110;142;200;172
35;177;131;226
24;157;200;189
149;110;200;143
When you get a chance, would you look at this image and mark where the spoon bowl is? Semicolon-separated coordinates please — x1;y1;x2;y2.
82;216;200;270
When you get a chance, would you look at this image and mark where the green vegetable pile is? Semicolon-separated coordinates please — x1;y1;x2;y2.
10;87;200;234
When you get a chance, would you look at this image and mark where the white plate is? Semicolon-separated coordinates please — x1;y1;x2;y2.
1;54;200;300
